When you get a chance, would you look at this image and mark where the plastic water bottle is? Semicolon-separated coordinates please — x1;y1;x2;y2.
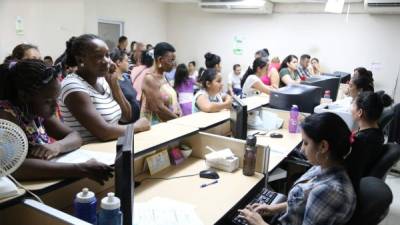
97;192;123;225
74;188;97;224
243;135;257;176
289;105;299;133
321;90;333;104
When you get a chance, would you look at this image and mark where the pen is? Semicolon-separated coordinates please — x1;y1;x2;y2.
200;180;218;188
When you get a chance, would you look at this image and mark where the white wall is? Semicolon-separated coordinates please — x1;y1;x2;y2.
0;0;85;61
166;3;400;102
84;0;167;46
0;0;167;61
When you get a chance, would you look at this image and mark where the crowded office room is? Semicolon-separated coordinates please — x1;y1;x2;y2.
0;0;399;224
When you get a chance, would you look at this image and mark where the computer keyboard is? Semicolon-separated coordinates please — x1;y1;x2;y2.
232;188;285;225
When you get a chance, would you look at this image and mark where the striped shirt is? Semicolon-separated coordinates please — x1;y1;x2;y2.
60;74;122;143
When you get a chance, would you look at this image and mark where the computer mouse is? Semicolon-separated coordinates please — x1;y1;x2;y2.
270;132;283;138
199;169;219;179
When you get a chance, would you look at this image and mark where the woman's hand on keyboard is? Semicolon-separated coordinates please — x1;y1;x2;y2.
249;203;275;216
238;207;269;225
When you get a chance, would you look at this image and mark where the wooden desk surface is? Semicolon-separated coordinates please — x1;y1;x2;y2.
167;110;230;130
135;157;264;225
257;129;302;156
242;94;270;111
134;122;198;155
21;123;198;191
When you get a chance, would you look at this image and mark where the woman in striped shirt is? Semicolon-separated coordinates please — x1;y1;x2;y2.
60;34;149;143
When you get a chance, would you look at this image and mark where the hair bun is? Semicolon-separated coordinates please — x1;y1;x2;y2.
379;92;393;107
204;52;213;60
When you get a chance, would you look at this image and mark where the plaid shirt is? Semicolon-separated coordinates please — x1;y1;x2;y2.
278;166;356;225
297;65;313;78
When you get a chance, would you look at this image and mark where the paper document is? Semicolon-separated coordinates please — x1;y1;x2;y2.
134;197;203;225
51;149;115;165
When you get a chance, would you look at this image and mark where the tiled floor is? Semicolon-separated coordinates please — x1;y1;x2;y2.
380;174;400;225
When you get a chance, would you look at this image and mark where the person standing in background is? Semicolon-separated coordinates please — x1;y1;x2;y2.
43;56;53;67
188;61;200;92
131;50;154;101
141;42;181;124
116;36;128;53
174;64;195;116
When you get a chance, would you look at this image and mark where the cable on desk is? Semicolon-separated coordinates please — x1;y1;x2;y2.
138;173;199;183
7;175;44;204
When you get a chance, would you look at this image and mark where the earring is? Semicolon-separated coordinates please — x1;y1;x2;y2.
158;64;162;68
80;63;84;67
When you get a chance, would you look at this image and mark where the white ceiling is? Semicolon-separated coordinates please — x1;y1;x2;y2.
157;0;364;3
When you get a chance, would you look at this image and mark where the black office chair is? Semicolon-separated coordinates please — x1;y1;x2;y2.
378;107;394;133
346;176;393;225
367;143;400;180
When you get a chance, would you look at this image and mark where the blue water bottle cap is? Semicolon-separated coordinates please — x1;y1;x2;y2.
292;105;299;110
101;192;120;210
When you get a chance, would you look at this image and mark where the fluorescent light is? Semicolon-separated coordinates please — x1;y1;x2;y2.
240;0;266;7
325;0;345;13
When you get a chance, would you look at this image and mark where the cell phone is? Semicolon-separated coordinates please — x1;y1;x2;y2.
270;133;283;138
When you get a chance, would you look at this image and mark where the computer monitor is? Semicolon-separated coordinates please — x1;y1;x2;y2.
323;71;351;84
301;75;341;101
115;124;134;225
230;95;247;140
269;84;323;113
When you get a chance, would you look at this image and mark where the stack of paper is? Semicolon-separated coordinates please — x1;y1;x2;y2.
134;197;203;225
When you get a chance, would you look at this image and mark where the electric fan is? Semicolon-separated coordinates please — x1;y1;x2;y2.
0;119;28;199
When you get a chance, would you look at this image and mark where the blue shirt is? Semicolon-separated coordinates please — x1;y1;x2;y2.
279;165;356;225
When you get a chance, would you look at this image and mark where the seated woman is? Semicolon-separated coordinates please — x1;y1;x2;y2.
279;55;300;87
174;63;195;116
241;58;273;97
346;91;393;190
109;49;142;123
60;34;149;143
310;57;321;75
261;56;280;89
141;42;181;124
131;50;154;101
239;113;356;225
241;58;274;129
347;67;374;99
0;59;112;183
315;67;375;129
192;68;232;113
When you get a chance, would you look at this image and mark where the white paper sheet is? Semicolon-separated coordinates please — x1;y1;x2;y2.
134;197;204;225
51;149;115;165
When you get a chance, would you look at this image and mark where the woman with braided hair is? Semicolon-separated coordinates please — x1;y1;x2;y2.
0;59;113;184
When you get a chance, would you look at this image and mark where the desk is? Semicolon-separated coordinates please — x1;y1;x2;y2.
242;94;269;111
168;110;230;130
257;129;302;156
134;122;198;156
135;157;264;225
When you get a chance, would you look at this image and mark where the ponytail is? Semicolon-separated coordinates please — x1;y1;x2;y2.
241;58;267;88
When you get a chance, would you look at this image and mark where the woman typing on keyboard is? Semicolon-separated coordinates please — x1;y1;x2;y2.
238;112;356;225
